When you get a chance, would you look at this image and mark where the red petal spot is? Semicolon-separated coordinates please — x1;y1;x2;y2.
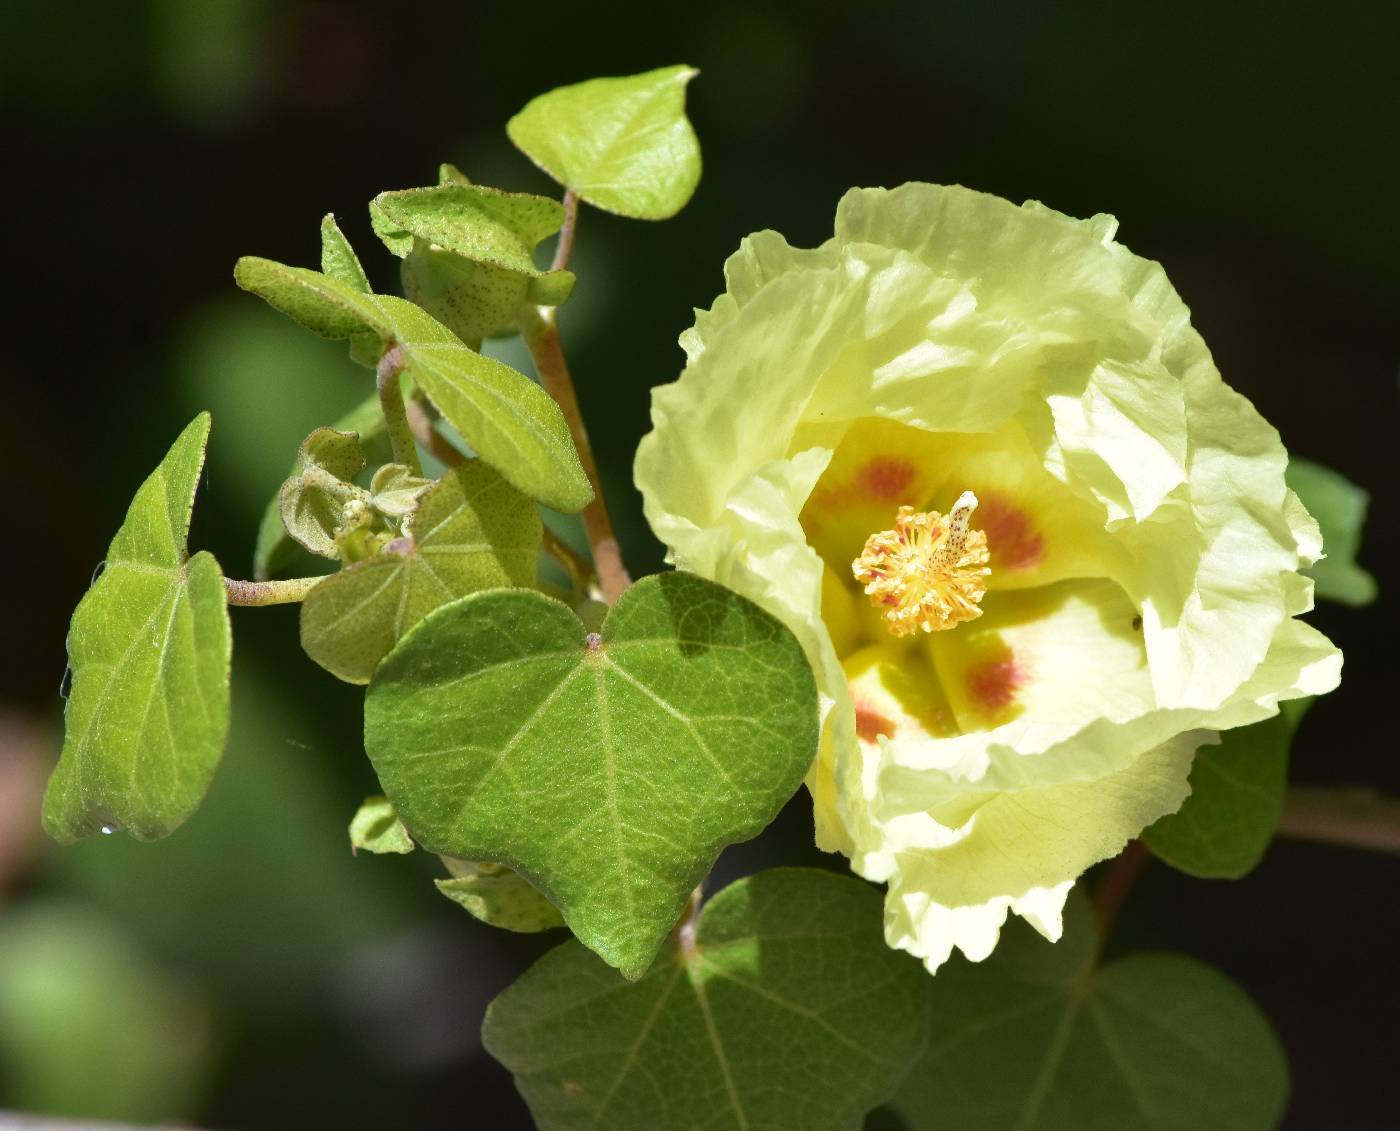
977;493;1044;571
854;701;896;743
967;650;1024;712
859;458;916;500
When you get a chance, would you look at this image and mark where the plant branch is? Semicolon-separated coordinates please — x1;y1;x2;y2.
1277;786;1400;855
1092;840;1148;939
542;526;592;593
551;188;579;272
377;346;422;476
224;575;323;606
519;306;631;604
405;392;466;468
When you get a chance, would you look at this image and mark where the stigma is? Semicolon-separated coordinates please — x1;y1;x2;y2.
852;491;991;636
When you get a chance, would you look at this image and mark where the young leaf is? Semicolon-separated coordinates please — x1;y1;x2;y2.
349;795;414;854
507;65;702;220
438;162;471;185
43;413;232;843
234;259;592;512
1286;457;1377;606
319;213;371;293
278;427;369;559
362;572;820;979
300;460;541;684
888;896;1288;1131
368;463;432;517
482;868;928;1131
1141;701;1309;879
436;858;564;933
253;390;388;579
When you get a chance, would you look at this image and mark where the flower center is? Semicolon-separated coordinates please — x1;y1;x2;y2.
852;491;991;636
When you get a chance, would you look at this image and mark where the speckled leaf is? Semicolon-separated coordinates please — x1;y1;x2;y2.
368;463;432;517
43;413;232;843
438;162;471;185
888;893;1288;1131
507;65;701;220
349;795;414;854
1142;700;1310;879
300;461;540;684
436;858;564;933
253;390;387;579
483;869;928;1131
234;259;591;512
362;572;819;978
278;427;368;559
1286;457;1377;606
319;213;371;292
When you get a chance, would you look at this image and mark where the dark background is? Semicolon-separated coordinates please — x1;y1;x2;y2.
1;1;1396;1127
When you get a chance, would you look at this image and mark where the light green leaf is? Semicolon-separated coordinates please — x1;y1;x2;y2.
482;868;928;1131
234;258;592;512
253;389;387;580
278;427;369;559
1142;701;1309;879
436;858;564;933
368;462;432;517
319;213;371;293
43;413;232;843
349;795;414;854
300;460;540;684
439;162;471;185
1286;457;1377;606
363;572;820;978
507;65;701;220
889;897;1288;1131
399;245;535;345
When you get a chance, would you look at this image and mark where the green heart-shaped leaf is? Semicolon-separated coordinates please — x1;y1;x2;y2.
1142;700;1309;879
889;892;1288;1131
1286;457;1377;606
482;868;929;1130
507;65;701;220
43;413;232;843
300;460;541;684
234;258;591;512
437;858;565;933
363;572;819;978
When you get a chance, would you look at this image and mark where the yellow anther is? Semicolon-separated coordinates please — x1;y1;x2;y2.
852;491;991;636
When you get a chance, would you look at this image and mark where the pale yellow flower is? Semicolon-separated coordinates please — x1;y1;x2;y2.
635;183;1341;972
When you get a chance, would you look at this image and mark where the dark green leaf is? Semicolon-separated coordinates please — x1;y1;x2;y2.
363;572;819;978
1142;701;1309;879
507;65;701;220
889;895;1288;1131
483;868;928;1131
437;858;564;933
234;258;591;512
43;413;232;842
300;460;540;684
349;795;414;854
1286;457;1377;606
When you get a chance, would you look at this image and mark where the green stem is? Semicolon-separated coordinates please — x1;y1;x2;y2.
1091;840;1148;939
1278;787;1400;854
552;188;579;272
519;306;630;604
224;575;323;606
377;346;422;476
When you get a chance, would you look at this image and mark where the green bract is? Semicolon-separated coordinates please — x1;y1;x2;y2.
234;257;592;513
348;795;414;854
483;869;928;1130
362;573;819;978
43;414;232;843
436;858;565;933
1285;457;1377;606
635;183;1343;972
507;65;701;220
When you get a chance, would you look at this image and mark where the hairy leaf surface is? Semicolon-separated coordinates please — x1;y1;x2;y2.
363;573;819;978
44;413;232;843
484;869;927;1130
